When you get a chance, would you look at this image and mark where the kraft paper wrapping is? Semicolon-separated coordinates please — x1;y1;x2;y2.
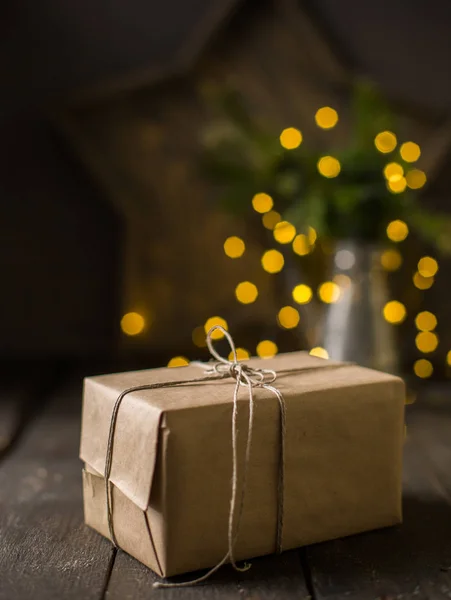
80;352;405;577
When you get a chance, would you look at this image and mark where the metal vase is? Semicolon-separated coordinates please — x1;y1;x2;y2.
320;240;399;373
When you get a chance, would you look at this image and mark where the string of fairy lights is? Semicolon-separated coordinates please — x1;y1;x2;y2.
120;105;446;378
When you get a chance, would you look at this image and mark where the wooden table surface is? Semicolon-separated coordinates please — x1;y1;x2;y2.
1;372;451;600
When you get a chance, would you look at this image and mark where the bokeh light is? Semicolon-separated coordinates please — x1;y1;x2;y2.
261;249;284;273
252;193;273;213
317;156;341;178
192;326;207;347
415;311;437;331
273;221;296;244
400;141;421;162
292;284;313;304
413;272;434;289
256;340;278;358
381;249;402;271
279;127;302;150
309;347;329;359
262;210;281;230
235;281;258;304
386;220;409;242
414;358;433;378
228;348;250;361
374;131;397;153
383;300;406;324
223;236;245;258
315;106;339;129
277;306;300;329
383;162;404;182
418;256;438;277
292;234;311;256
168;356;189;367
121;312;145;336
308;227;317;244
387;177;407;193
318;281;341;303
204;316;228;339
333;274;352;289
334;249;355;270
415;331;438;353
447;351;451;366
406;169;427;189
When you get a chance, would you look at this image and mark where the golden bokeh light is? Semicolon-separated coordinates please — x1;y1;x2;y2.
277;306;300;329
262;210;281;230
308;227;317;244
333;274;352;289
292;234;311;256
228;348;250;361
121;312;145;336
383;300;406;324
318;281;341;303
273;221;296;244
413;272;434;290
309;347;329;359
279;127;303;150
380;249;403;271
406;169;427;189
374;131;397;153
192;326;207;347
400;141;421;163
235;281;258;304
223;236;245;258
168;356;189;367
415;311;437;332
252;192;273;214
414;358;433;378
386;220;409;242
418;256;438;278
447;351;451;366
387;177;407;193
315;106;339;129
204;316;228;339
317;156;341;178
415;331;438;353
383;162;404;182
256;340;278;359
292;284;313;304
261;249;285;273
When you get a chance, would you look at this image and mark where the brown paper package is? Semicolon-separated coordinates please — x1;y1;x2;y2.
80;351;405;578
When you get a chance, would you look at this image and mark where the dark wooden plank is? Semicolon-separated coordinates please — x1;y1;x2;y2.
306;404;451;599
106;549;310;600
0;377;114;600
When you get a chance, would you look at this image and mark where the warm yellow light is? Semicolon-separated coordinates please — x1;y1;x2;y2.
273;221;296;244
317;156;341;178
292;234;311;256
318;281;341;303
228;348;250;361
400;141;421;163
279;127;302;150
309;347;329;359
308;227;317;244
261;249;284;273
333;274;352;289
383;300;406;324
415;331;438;353
223;236;245;258
383;162;404;182
252;192;273;214
121;312;145;336
204;316;228;339
374;131;397;153
386;220;409;242
388;177;407;193
414;358;433;378
413;272;434;290
292;284;313;304
418;256;438;277
192;326;207;347
381;248;402;271
168;356;189;367
277;306;300;329
406;169;427;189
262;210;281;230
235;281;258;304
447;350;451;366
256;340;278;358
415;311;437;331
315;106;339;129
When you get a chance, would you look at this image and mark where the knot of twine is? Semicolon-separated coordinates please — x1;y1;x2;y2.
104;326;287;589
